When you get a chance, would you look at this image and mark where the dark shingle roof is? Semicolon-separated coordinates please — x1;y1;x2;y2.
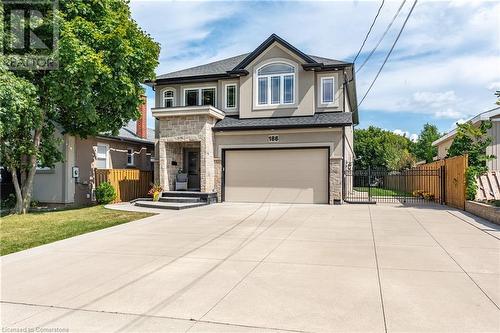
157;53;348;80
157;54;250;80
213;112;352;131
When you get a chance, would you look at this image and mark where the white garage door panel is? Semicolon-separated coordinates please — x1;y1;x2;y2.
224;148;328;204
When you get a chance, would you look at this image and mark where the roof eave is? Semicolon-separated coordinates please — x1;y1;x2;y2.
213;122;352;132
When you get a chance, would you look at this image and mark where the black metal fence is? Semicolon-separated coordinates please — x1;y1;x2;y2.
344;163;445;204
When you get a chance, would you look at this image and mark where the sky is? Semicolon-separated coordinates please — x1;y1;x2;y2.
130;0;500;140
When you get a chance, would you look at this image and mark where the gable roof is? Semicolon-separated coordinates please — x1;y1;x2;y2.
432;106;500;146
153;34;351;83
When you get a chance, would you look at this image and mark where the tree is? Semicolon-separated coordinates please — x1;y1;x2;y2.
495;90;500;105
447;121;495;199
1;1;160;213
412;123;440;163
354;126;416;171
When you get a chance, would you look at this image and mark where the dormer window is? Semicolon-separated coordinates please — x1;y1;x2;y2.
162;89;175;108
256;62;295;106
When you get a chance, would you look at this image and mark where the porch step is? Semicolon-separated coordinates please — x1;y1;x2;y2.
162;191;218;204
159;196;200;203
134;200;207;210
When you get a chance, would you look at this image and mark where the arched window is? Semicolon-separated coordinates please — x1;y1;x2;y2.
256;62;295;105
162;89;175;108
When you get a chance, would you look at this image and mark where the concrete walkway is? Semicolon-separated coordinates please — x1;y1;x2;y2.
1;203;499;332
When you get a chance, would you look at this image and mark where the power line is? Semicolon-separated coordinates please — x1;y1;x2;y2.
352;0;385;63
358;0;418;107
356;0;407;73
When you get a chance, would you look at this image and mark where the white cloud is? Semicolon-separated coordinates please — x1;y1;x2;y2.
393;129;418;142
434;108;464;119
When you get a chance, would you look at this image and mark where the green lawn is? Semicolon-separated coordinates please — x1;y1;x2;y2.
354;187;411;197
0;206;154;256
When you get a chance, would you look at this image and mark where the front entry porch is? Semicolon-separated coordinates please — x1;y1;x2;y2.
153;106;224;195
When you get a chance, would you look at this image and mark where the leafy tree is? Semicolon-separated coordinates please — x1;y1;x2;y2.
446;121;495;200
495;90;500;105
1;1;160;213
412;123;440;163
354;126;416;171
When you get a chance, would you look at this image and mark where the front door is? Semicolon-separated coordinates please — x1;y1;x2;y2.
184;148;200;190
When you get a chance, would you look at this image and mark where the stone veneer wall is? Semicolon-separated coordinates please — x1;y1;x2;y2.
330;158;342;204
214;158;222;201
157;114;217;192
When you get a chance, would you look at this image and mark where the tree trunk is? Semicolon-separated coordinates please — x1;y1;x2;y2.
11;169;23;214
19;128;42;214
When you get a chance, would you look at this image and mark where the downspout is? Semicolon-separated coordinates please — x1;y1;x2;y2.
341;69;347;203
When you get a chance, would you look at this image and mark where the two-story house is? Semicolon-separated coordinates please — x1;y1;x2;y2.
148;34;358;204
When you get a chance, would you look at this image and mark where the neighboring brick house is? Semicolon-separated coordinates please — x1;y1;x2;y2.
148;34;358;204
32;98;154;205
432;106;500;171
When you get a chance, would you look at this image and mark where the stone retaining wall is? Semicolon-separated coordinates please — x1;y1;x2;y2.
465;200;500;225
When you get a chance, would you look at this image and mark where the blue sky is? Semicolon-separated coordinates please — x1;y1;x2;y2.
130;0;500;140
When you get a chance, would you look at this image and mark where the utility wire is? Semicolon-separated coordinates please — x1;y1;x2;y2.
353;0;385;63
358;0;418;107
356;0;407;73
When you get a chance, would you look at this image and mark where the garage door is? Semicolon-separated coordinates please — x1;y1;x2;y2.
224;148;329;204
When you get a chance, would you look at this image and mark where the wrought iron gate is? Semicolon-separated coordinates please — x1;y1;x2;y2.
344;162;445;204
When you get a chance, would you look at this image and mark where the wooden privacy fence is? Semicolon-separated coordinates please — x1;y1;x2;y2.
476;171;500;201
95;169;152;203
384;155;468;209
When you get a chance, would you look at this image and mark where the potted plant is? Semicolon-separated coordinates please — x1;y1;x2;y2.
148;184;163;201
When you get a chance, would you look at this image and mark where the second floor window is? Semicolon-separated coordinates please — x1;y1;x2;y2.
184;87;216;107
225;84;236;109
257;62;295;106
321;77;335;104
163;90;175;108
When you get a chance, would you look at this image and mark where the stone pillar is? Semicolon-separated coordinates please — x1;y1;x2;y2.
330;157;343;204
199;116;216;193
214;158;222;201
158;140;170;191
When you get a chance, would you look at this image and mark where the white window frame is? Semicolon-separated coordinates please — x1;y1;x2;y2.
95;143;109;169
224;83;237;110
254;60;297;108
127;148;134;166
162;88;175;108
183;86;217;107
320;76;337;107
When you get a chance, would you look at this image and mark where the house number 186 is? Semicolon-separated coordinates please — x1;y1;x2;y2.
268;135;279;142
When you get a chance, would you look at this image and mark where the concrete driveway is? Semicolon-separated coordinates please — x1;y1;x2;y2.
1;203;499;332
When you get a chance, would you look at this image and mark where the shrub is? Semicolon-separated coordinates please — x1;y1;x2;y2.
95;182;116;204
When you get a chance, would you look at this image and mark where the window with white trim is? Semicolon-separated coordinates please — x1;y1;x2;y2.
256;62;295;106
162;89;175;108
184;87;216;107
95;144;108;169
127;148;134;166
321;77;335;104
225;84;236;109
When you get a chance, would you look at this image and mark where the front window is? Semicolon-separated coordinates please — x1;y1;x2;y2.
257;62;295;106
127;148;134;166
184;87;216;107
321;77;335;104
163;90;175;108
95;144;108;169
